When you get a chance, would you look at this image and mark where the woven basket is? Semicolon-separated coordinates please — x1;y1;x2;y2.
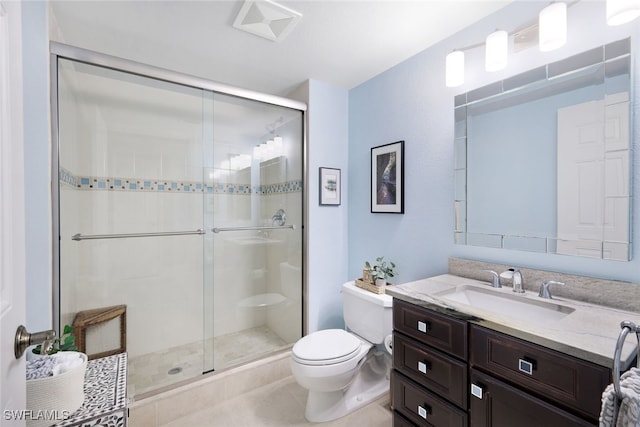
355;278;388;294
26;352;87;427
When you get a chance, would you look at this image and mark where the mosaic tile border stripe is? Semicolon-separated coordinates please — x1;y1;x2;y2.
60;168;302;195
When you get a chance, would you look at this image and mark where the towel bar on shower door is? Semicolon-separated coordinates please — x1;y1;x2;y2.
72;229;206;241
211;225;296;233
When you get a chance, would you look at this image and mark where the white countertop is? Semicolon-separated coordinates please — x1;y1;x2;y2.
386;274;640;370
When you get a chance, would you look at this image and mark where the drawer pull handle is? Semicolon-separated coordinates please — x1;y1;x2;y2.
417;404;432;419
518;358;535;375
418;360;432;374
471;383;484;399
417;320;431;333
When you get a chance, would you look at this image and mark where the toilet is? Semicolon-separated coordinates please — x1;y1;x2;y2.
290;281;393;422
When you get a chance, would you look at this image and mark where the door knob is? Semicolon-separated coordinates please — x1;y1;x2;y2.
14;325;56;359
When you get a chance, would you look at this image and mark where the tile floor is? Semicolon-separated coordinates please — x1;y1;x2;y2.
128;326;289;397
160;375;392;427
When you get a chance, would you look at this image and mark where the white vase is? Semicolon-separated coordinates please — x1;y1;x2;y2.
375;278;387;287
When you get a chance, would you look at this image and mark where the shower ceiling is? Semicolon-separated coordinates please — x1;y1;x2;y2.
49;0;513;96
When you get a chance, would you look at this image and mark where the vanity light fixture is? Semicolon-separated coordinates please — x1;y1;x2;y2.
539;2;567;51
606;0;640;25
446;51;465;87
485;30;508;72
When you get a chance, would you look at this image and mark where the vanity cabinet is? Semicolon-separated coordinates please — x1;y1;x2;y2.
392;299;468;426
391;298;611;427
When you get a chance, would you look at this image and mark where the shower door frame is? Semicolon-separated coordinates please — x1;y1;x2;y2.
49;41;308;354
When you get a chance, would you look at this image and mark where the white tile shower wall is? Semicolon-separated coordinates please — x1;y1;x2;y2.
60;189;205;358
266;191;303;344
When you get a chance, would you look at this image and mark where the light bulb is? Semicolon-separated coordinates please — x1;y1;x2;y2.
486;30;508;72
539;2;567;52
445;51;465;87
607;0;640;25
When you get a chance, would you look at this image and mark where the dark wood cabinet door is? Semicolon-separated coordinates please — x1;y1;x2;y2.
393;299;467;360
469;369;593;427
470;324;610;422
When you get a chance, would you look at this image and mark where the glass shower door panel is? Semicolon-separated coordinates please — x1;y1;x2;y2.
210;94;303;370
57;58;209;397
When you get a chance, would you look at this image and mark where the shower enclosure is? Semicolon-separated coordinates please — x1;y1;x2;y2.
51;44;305;398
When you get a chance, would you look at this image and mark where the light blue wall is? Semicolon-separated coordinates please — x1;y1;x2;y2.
22;1;51;330
349;1;640;285
291;79;350;332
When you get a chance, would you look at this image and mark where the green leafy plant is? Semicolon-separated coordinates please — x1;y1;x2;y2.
33;324;78;355
365;257;397;281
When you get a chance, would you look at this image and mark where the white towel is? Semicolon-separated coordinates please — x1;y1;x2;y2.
51;351;83;376
600;367;640;427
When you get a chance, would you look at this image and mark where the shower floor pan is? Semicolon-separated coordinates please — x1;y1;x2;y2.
127;326;289;397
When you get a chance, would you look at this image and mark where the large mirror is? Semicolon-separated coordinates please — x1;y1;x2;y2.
454;38;632;261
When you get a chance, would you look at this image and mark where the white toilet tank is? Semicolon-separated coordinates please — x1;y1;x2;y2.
342;281;393;344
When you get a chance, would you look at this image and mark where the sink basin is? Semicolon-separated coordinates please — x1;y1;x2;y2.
434;285;575;323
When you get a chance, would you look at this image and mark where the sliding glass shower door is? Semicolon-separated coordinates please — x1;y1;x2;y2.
207;94;303;370
55;53;303;399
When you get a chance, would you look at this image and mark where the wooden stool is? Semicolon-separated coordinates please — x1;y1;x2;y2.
73;305;126;360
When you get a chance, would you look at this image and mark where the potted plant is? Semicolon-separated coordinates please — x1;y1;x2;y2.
365;257;397;287
32;324;78;356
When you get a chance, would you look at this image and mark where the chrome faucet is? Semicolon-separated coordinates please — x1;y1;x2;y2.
538;280;565;299
501;268;525;293
483;270;501;288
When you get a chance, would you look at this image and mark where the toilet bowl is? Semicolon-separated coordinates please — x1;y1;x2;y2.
290;281;393;422
291;329;372;392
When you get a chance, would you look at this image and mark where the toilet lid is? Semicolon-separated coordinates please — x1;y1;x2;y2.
292;329;362;365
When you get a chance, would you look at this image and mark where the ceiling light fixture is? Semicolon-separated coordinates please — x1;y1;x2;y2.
485;30;508;72
539;2;567;51
606;0;640;25
233;0;302;42
445;51;465;88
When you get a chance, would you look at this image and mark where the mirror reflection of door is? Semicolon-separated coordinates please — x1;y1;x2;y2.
557;92;630;259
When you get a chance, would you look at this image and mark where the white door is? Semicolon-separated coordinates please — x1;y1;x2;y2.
0;0;27;424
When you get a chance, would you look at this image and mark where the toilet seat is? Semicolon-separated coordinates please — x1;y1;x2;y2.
292;329;364;366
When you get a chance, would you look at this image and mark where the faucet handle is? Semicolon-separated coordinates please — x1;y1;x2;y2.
482;270;501;288
538;280;565;299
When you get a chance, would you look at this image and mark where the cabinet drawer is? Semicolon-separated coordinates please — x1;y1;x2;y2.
393;333;467;408
393;299;467;360
469;369;593;427
392;371;468;427
470;324;610;421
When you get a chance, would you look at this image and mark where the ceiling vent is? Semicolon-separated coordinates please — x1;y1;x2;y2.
233;0;302;42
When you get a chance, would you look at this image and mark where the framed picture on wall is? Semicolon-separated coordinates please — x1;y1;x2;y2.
319;167;341;206
371;141;404;213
